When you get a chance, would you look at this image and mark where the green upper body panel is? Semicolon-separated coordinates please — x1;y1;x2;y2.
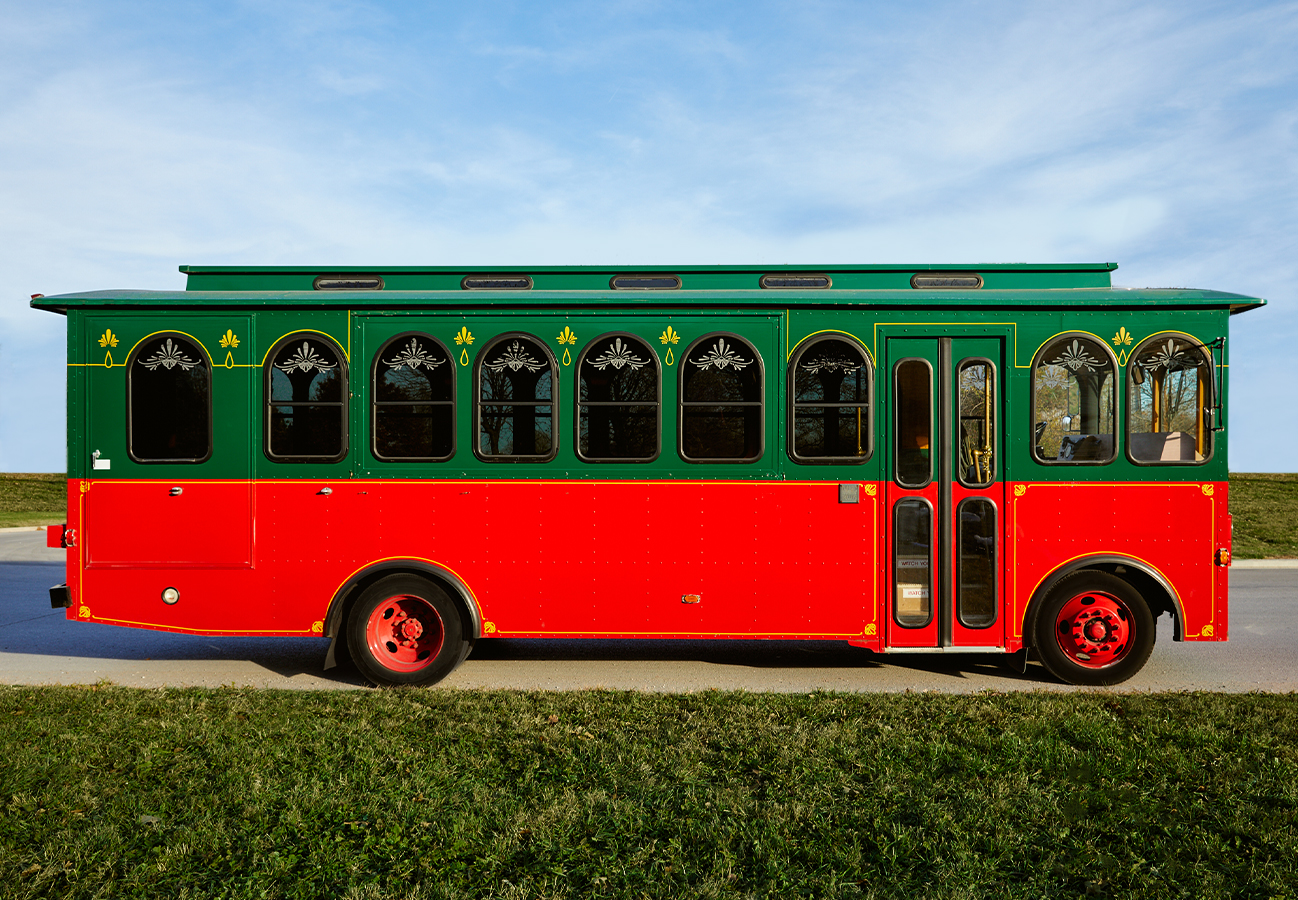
34;264;1264;484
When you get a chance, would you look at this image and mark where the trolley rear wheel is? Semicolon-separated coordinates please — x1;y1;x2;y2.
346;574;469;686
1034;571;1155;686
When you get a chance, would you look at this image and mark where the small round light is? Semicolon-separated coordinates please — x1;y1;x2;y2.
161;587;180;605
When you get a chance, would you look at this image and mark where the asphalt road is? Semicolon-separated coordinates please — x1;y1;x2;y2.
2;530;1294;692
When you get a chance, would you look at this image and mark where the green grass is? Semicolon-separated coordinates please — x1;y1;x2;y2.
1;687;1295;899
1230;473;1298;559
0;473;63;528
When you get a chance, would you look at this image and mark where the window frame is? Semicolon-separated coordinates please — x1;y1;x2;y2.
1125;332;1215;467
1029;332;1119;466
263;331;350;464
574;331;662;464
126;331;214;464
892;356;934;489
371;331;456;463
473;332;559;463
786;333;873;465
955;356;998;488
677;331;765;464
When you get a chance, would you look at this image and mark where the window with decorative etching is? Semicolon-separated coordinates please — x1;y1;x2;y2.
1032;335;1115;463
578;333;659;461
680;333;763;461
1128;334;1212;463
129;333;211;462
789;335;871;463
266;334;347;461
373;334;454;461
476;334;556;460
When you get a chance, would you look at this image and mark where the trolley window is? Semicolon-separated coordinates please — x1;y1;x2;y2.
788;334;871;463
476;334;557;461
680;333;763;462
577;333;660;462
1032;335;1116;463
265;333;347;462
128;333;212;463
372;333;454;461
1128;334;1213;464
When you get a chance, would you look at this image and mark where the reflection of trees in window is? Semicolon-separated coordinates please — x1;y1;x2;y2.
1032;336;1114;462
578;335;658;461
958;360;995;485
267;335;346;461
680;335;762;461
477;336;555;459
129;335;211;462
1128;335;1211;462
790;337;870;462
373;335;453;460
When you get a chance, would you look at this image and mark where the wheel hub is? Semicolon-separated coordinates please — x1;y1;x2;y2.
365;594;445;674
1056;591;1133;668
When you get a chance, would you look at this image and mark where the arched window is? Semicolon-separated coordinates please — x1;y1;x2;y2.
128;333;211;463
577;333;660;462
788;334;871;463
475;334;557;460
1127;333;1214;464
1031;334;1117;464
265;333;348;462
680;333;763;462
372;333;454;461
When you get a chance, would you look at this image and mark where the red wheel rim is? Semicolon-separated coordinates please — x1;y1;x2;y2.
365;594;445;674
1054;590;1134;669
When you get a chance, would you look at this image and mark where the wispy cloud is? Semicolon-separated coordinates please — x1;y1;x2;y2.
2;0;1296;469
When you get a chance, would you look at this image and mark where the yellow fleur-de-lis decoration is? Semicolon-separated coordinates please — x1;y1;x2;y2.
1112;326;1133;347
556;326;577;345
454;326;474;346
659;325;680;345
98;329;118;348
219;329;240;348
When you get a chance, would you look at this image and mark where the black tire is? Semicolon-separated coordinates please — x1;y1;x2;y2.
346;574;470;686
1033;571;1155;686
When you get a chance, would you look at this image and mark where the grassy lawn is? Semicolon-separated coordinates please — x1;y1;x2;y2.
1;687;1295;899
0;473;63;528
1230;473;1298;559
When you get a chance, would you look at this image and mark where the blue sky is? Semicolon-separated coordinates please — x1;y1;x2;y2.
2;0;1296;470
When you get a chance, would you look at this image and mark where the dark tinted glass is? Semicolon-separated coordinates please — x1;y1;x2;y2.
129;335;210;462
373;335;454;460
893;499;933;627
791;338;870;461
894;359;932;486
267;336;346;460
478;336;555;459
579;335;659;461
957;498;997;628
681;336;762;461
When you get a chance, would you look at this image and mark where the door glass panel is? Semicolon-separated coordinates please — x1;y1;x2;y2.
894;359;932;487
893;499;933;627
957;497;997;628
957;359;995;487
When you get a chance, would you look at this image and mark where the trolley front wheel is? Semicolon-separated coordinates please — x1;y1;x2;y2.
1034;571;1155;686
346;574;469;686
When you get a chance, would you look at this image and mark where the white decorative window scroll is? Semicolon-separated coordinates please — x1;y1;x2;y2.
1050;339;1101;373
690;337;752;371
384;337;445;371
140;338;199;371
485;340;545;373
799;356;861;375
1141;338;1187;373
276;341;338;375
590;337;649;371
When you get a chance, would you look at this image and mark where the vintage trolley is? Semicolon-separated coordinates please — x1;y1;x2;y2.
33;263;1265;685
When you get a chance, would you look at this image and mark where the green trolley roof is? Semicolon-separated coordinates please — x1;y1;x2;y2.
29;262;1267;314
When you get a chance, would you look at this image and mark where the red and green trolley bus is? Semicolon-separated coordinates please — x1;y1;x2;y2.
33;263;1265;686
